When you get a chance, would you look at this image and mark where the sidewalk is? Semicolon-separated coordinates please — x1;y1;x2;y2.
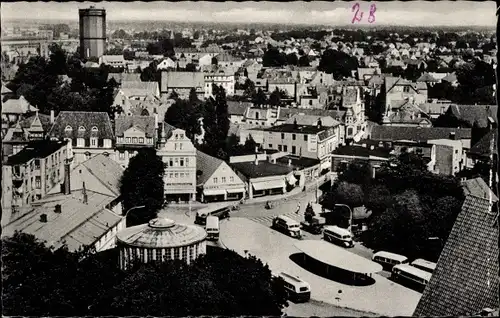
165;174;333;209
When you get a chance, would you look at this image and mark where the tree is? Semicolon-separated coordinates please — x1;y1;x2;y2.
298;55;310;66
252;87;268;106
269;87;283;106
243;134;258;152
119;148;165;226
318;49;359;79
164;98;202;139
203;85;230;158
242;79;256;99
285;53;298;66
262;46;286;67
3;233;287;316
322;181;364;210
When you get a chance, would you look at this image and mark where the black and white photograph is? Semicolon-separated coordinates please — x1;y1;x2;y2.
1;1;498;317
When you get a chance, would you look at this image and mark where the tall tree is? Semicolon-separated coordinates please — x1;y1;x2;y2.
164;99;202;140
120;148;165;226
269;87;282;106
252;87;268;106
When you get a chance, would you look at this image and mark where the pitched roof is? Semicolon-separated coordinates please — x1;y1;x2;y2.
370;126;472;142
413;194;499;316
48;111;114;140
19;113;52;132
74;153;124;196
115;115;156;138
469;130;498;157
284;115;341;127
227;101;251;116
447;104;498;128
107;72;142;83
441;72;458;83
462;177;499;201
160;71;205;91
417;72;438;82
196;150;225;185
2;96;38;114
1;190;121;252
332;145;392;159
1;84;12;94
230;161;293;179
278;108;344;121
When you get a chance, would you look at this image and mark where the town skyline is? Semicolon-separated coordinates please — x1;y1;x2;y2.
1;1;496;27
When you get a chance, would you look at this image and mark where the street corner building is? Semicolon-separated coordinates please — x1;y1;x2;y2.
116;218;207;270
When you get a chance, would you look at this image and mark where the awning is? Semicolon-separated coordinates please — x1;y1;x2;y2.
203;189;227;196
253;179;286;191
227;188;245;194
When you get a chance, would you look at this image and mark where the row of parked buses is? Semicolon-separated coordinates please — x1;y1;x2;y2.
372;251;437;291
271;215;355;247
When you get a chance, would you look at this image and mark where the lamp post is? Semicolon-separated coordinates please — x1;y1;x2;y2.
335;203;353;235
122;205;146;227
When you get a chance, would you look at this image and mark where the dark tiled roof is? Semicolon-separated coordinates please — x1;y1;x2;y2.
115;115;156;138
332;145;392;158
413;194;499;316
370;126;471;142
196;150;224;185
469;130;498;157
7;139;66;165
275;155;320;169
447;104;498;128
231;160;293;179
48;111;114;140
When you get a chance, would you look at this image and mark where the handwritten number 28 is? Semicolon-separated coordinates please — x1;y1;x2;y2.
352;3;376;24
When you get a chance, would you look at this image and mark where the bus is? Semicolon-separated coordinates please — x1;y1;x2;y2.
278;272;311;303
323;225;354;248
272;215;302;238
372;251;409;270
410;258;437;274
205;216;220;241
391;263;432;292
194;203;233;226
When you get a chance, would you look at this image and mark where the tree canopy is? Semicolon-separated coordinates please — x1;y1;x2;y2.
318;49;359;79
119;148;165;226
2;232;288;316
164;91;203;140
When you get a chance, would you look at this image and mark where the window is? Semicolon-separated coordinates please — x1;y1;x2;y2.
139;137;144;143
292;146;296;154
292;134;296;140
213;177;218;184
169;159;173;166
174;248;180;259
147;249;153;262
35;176;41;189
281;133;285;139
403;86;410;93
309;100;313;105
174;173;179;178
78;126;86;132
230;176;234;182
169;173;173;178
186;158;189;166
284;145;288;152
132;137;138;144
221;177;226;183
126;137;131;143
156;249;162;261
181;246;188;260
174;143;177;150
304;135;308;141
34;159;40;169
180;173;184;178
175;158;179;166
119;152;125;160
180;159;184;166
91;126;98;132
85;152;91;160
91;137;97;147
65;125;73;131
269;144;272;148
278;145;282;151
77;138;85;147
179;143;183;150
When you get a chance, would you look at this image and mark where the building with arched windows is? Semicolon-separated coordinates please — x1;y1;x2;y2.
116;218;207;270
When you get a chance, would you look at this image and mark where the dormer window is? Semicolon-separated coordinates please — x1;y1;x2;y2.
91;126;98;132
78;126;86;132
65;125;73;131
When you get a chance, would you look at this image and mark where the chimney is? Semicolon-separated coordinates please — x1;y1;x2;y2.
449;131;457;140
154;114;158;129
254;154;259;165
293;118;298;129
372;166;376;179
50;110;55;124
64;160;71;195
370;145;375;150
82;182;88;204
40;214;47;223
317;118;322;129
255;146;258;153
54;204;62;214
288;159;292;166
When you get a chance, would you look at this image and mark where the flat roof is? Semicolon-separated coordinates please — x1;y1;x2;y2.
411;258;437;270
264;124;326;134
231;161;293;178
295;240;383;274
7;139;66;165
394;264;433;281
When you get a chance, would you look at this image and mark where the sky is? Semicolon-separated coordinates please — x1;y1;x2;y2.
1;1;496;27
